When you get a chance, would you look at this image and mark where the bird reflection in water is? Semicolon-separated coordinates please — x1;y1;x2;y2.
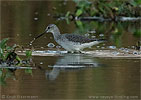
45;54;102;80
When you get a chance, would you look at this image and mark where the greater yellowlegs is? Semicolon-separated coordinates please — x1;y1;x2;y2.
31;24;105;53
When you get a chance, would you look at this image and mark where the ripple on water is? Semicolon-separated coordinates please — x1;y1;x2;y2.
133;51;138;55
112;51;120;55
108;46;116;49
56;45;61;49
99;34;104;37
47;43;55;48
40;62;43;65
34;17;38;20
84;33;90;37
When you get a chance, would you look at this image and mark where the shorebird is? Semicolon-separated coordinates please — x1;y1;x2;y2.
31;24;105;53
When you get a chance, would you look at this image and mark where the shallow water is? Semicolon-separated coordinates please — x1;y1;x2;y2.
1;54;140;99
0;1;140;100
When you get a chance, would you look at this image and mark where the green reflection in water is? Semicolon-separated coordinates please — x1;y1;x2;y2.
0;69;15;86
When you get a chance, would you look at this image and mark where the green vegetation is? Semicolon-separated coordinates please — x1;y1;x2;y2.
0;38;32;65
0;38;21;64
0;38;33;85
72;0;141;18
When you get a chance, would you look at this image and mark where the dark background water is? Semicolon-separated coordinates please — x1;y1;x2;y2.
0;1;140;100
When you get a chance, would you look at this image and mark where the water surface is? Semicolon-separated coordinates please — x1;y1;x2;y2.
1;1;140;100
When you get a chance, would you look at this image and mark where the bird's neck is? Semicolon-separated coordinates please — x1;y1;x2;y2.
52;27;61;40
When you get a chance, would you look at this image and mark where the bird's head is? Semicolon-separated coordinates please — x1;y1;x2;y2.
32;24;58;41
45;24;57;33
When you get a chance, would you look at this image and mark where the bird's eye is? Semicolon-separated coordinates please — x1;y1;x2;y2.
48;27;50;30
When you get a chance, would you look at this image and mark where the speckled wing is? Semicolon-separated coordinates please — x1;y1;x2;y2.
64;34;105;44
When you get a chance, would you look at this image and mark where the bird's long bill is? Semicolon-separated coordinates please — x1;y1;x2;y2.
34;31;46;40
30;31;46;44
